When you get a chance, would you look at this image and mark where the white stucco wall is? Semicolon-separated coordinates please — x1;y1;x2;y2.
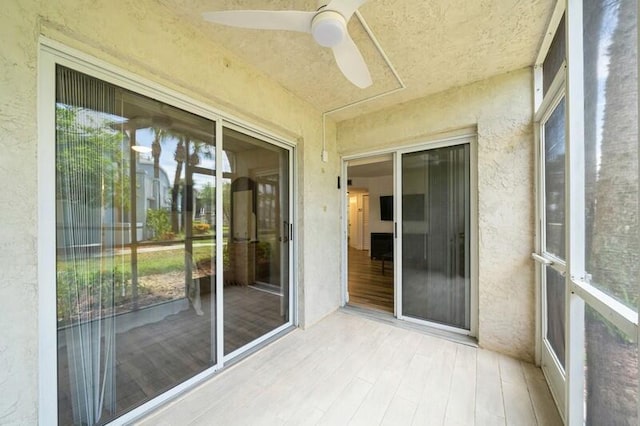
0;1;341;423
337;68;535;361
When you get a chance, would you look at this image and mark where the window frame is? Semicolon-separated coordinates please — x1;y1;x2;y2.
533;1;569;417
534;1;640;424
566;1;639;423
538;88;569;407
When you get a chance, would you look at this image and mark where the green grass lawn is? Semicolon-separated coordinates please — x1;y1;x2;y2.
56;242;217;322
57;243;215;277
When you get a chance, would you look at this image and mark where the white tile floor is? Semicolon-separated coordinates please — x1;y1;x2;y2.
138;311;563;426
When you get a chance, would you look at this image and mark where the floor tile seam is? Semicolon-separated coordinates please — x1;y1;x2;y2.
521;363;548;426
380;394;418;426
440;345;461;425
496;355;509;422
315;376;372;424
344;377;378;426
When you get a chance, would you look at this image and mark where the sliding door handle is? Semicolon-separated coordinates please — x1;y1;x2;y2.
282;221;289;243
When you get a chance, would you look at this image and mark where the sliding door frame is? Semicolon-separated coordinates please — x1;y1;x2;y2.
395;135;478;337
341;152;397;313
219;120;296;363
340;130;478;338
38;37;296;425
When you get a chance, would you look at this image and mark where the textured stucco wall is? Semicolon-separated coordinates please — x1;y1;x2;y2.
337;68;535;362
0;2;41;424
0;1;341;423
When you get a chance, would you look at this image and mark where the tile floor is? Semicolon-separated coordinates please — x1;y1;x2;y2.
139;311;563;426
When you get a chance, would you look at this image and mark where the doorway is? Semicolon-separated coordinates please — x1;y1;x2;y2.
346;156;395;313
343;134;477;336
397;143;472;331
221;125;292;357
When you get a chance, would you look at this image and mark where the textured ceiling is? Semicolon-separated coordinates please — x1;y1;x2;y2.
158;0;555;121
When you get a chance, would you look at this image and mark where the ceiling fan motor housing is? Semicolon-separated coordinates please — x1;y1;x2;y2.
311;10;347;47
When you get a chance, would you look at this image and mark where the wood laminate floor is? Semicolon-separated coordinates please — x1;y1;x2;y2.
140;311;563;426
348;247;394;313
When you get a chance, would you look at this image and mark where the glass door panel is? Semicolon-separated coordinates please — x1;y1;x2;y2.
55;66;216;425
401;144;470;330
222;127;290;355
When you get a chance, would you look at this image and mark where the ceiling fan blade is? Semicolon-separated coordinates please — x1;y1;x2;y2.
202;10;314;33
331;34;372;88
326;0;368;20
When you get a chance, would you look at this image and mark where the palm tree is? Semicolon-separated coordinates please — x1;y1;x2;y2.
151;128;165;180
170;136;187;233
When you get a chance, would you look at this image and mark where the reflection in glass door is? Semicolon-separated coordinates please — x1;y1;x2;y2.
400;144;471;330
55;66;216;424
222;127;291;355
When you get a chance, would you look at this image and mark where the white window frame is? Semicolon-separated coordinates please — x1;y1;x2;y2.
536;85;568;417
566;1;639;423
37;37;297;425
533;1;568;418
534;1;640;424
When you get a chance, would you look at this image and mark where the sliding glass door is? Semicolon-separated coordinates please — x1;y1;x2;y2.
55;66;218;424
399;142;472;331
51;63;294;424
221;126;291;356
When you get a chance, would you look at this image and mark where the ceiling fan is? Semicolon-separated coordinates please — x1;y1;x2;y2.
202;0;373;88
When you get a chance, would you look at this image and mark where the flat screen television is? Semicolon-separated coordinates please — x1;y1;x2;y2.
380;195;393;221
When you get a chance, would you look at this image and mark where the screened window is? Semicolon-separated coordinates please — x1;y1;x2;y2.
543;14;566;95
581;0;639;423
585;306;638;425
544;97;566;259
583;0;639;311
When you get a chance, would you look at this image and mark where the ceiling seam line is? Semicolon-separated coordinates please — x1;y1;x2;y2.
354;10;405;89
324;11;406;117
320;9;406;161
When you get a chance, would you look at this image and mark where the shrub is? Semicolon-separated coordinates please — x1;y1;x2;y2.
193;222;211;234
147;209;171;240
56;267;130;325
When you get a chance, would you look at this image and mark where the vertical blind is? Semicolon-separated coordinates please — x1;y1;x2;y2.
56;66;120;425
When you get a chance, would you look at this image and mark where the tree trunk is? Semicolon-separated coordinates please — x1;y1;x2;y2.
171;139;186;233
585;0;639;424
